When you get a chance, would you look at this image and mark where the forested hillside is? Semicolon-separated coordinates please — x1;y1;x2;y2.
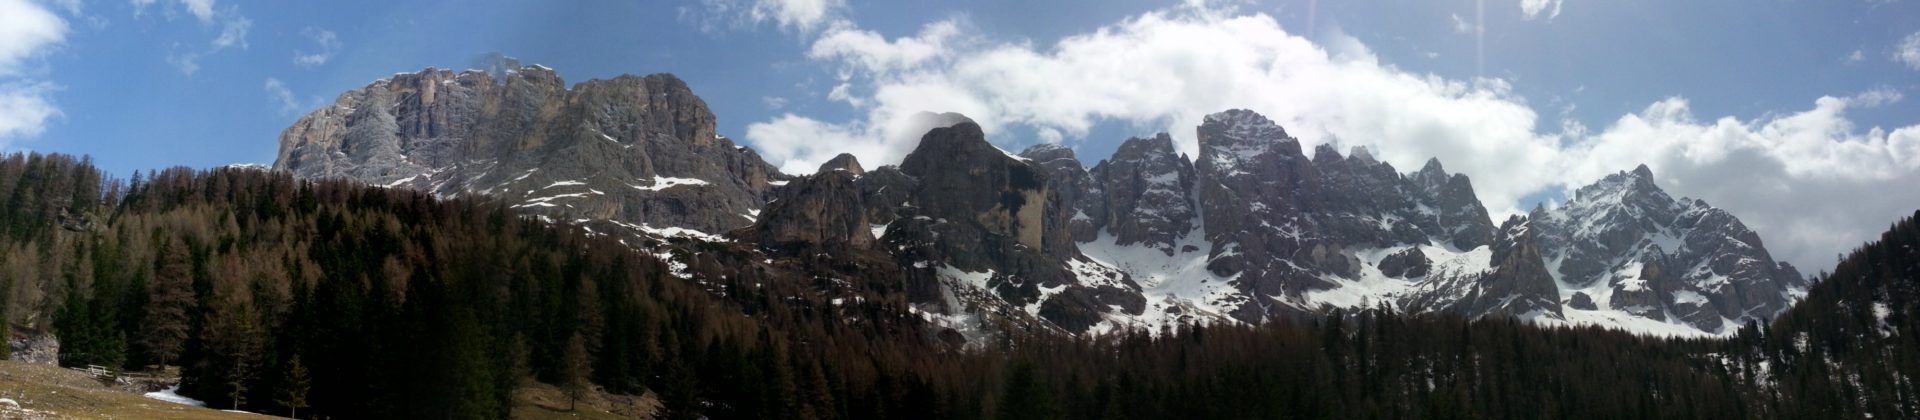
3;152;1917;419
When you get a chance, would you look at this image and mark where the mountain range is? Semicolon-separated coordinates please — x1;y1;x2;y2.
274;65;1809;338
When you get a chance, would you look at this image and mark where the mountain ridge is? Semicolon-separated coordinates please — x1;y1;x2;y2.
273;66;1808;337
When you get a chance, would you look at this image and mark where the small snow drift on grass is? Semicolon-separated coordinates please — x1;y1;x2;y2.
144;385;206;407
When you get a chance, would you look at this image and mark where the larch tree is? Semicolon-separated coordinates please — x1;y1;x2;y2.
139;237;194;366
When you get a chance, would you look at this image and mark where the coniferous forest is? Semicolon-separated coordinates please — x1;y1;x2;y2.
2;152;1918;419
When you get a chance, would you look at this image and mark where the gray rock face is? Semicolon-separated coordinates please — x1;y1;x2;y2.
899;122;1060;256
1085;134;1197;254
732;156;872;252
1193;109;1330;306
8;331;58;365
273;67;782;234
1020;144;1103;243
889;121;1140;333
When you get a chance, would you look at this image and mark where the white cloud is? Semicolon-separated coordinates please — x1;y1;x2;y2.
761;96;789;110
166;47;199;75
50;0;81;15
743;2;1920;274
211;13;249;49
293;27;340;66
752;0;840;31
1450;13;1476;34
0;81;60;142
179;0;214;22
132;1;250;76
809;19;963;74
681;0;845;32
0;0;68;77
0;0;67;146
1521;0;1563;20
1846;49;1865;64
1898;31;1920;70
131;0;215;23
263;77;321;116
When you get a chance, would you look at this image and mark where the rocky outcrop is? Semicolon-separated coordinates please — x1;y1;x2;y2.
1568;292;1597;311
274;67;783;234
8;329;57;365
1379;247;1428;278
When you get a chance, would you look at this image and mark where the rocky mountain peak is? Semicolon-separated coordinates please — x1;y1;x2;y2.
900;122;1056;252
1518;163;1808;333
1572;164;1672;211
1414;158;1449;191
1348;145;1377;164
1089;133;1198;253
818;153;865;176
1199;109;1298;162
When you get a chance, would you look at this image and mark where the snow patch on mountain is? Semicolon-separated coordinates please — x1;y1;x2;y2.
1079;228;1241;330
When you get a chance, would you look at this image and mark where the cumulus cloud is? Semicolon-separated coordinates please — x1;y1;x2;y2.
1898;31;1920;70
739;2;1920;274
0;0;67;146
809;19;964;74
681;0;845;32
1521;0;1564;20
0;0;67;77
293;27;340;67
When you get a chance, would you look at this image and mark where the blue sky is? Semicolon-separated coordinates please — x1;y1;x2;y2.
3;0;1920;272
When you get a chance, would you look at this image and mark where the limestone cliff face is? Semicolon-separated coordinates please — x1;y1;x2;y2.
899;121;1059;255
274;67;782;234
732;154;873;251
